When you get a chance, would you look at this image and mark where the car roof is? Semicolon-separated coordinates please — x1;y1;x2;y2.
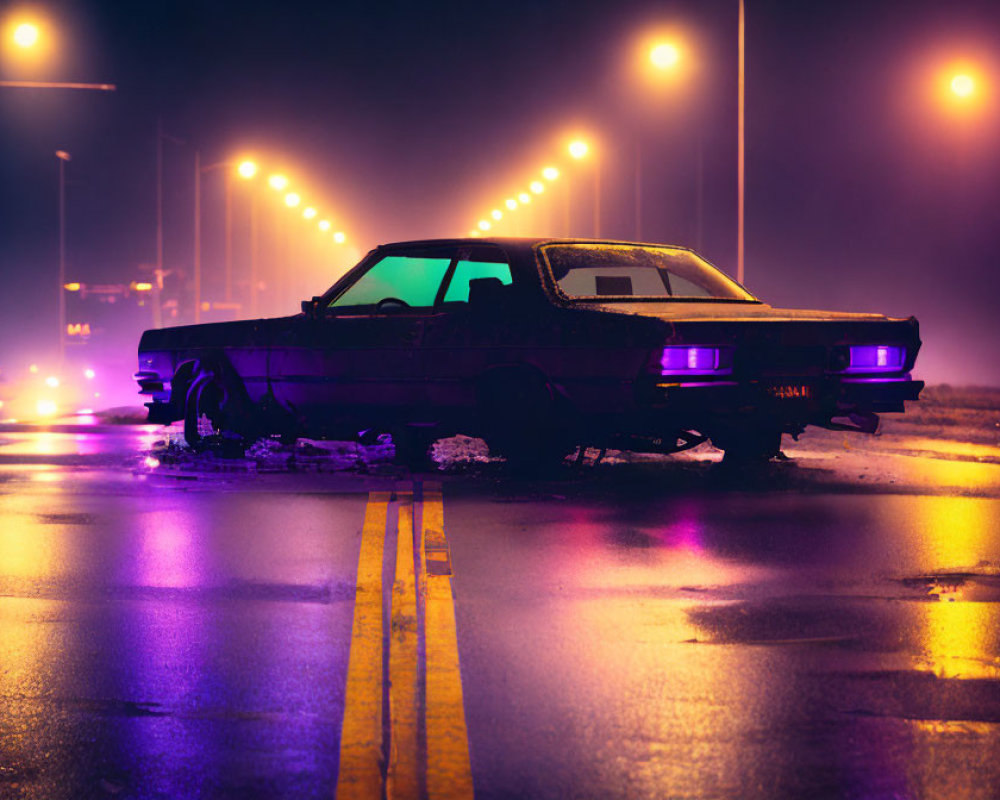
373;237;696;257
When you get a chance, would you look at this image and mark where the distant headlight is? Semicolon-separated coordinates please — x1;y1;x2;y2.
659;346;732;376
844;345;906;373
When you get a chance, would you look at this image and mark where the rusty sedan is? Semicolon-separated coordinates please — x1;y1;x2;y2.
135;238;923;466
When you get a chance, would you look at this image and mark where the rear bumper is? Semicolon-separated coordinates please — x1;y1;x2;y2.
641;374;923;421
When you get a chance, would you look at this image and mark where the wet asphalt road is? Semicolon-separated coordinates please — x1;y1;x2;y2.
1;423;1000;799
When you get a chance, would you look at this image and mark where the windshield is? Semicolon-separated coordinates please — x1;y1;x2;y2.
540;243;756;301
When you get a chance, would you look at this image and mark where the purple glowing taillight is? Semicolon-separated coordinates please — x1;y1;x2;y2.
846;345;905;373
659;346;731;376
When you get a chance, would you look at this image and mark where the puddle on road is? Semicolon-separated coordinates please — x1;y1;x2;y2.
900;569;1000;603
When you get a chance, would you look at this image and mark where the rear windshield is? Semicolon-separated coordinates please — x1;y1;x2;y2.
540;243;755;301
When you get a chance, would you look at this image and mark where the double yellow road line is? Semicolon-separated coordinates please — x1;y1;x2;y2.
336;482;474;800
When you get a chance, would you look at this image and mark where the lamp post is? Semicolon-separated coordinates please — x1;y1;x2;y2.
737;0;746;284
2;18;116;91
56;149;70;361
639;38;684;243
235;160;260;315
567;138;594;236
194;154;240;322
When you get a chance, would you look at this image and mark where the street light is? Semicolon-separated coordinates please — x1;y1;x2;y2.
12;22;39;48
951;73;975;98
567;138;599;236
235;159;262;316
284;192;300;208
268;174;289;191
542;166;560;181
649;41;680;71
318;219;331;232
56;149;71;360
303;206;317;219
333;232;346;244
1;16;115;91
568;139;589;160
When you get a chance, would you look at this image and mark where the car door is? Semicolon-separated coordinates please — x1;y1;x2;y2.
270;246;458;432
419;245;517;419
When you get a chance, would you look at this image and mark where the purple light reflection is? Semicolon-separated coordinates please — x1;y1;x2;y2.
136;510;204;589
655;502;706;553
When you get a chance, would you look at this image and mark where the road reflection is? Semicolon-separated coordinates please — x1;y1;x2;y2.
908;497;1000;681
116;507;217;795
0;496;75;796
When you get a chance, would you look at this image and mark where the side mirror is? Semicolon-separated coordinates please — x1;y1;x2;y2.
301;296;322;317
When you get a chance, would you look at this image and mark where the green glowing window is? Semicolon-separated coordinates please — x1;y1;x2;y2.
330;255;452;309
442;260;513;303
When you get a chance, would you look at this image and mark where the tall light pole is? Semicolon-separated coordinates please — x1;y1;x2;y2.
737;0;746;284
56;150;70;361
567;139;592;236
193;152;203;323
236;160;259;314
637;37;688;245
194;155;241;322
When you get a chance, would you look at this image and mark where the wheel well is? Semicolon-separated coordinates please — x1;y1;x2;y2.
169;360;199;409
171;355;248;411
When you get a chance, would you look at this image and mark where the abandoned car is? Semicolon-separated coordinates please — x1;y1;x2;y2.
135;238;923;465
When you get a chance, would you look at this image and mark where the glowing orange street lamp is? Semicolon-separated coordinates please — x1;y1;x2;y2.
318;219;331;232
649;41;680;71
12;22;39;48
542;166;560;181
951;73;975;98
303;206;317;219
567;138;599;236
333;231;346;244
268;174;289;191
284;192;301;208
233;160;264;315
0;19;116;91
568;139;589;160
237;160;258;179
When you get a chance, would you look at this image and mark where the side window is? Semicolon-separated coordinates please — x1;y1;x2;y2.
330;254;452;310
442;258;513;303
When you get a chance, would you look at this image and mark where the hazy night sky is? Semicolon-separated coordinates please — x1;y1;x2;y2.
1;0;998;385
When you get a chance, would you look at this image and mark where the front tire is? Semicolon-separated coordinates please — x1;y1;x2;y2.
717;427;783;465
478;372;572;473
182;368;253;454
